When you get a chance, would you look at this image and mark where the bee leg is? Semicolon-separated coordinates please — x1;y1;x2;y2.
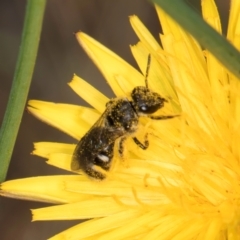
132;133;149;150
86;165;106;180
118;137;126;158
150;114;179;120
118;137;130;167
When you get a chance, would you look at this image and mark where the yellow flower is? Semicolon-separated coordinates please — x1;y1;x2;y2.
1;0;240;239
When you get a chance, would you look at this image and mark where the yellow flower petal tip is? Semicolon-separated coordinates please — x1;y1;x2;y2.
68;74;109;113
0;176;85;204
129;15;162;53
75;31;146;96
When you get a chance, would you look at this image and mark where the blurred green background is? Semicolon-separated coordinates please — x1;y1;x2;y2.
0;0;229;239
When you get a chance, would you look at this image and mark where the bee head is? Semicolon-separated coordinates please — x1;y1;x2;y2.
131;86;167;115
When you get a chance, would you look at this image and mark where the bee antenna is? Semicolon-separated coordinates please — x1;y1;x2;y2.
145;54;151;89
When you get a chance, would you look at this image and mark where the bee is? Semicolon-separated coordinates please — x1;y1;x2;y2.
71;98;139;179
71;55;178;180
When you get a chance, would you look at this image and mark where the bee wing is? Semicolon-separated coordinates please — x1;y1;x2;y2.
86;103;112;131
71;100;124;171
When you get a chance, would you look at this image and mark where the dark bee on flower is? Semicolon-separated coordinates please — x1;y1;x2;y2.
71;55;178;180
71;98;139;179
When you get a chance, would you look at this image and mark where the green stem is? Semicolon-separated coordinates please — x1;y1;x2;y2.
151;0;240;79
0;0;46;182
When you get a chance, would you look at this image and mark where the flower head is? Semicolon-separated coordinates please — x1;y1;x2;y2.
1;0;240;239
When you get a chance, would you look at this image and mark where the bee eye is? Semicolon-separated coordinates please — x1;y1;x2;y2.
139;104;161;114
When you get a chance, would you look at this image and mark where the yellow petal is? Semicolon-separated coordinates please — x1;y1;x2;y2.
47;152;73;172
201;1;229;120
69;74;109;113
65;178;168;206
76;32;145;96
48;210;141;240
28;100;99;139
95;210;164;240
33;142;74;158
130;42;180;112
32;197;128;220
0;176;85;204
33;142;76;172
129;15;162;54
202;0;222;33
227;0;240;48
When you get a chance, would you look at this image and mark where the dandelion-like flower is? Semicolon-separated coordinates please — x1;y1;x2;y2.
1;0;240;239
